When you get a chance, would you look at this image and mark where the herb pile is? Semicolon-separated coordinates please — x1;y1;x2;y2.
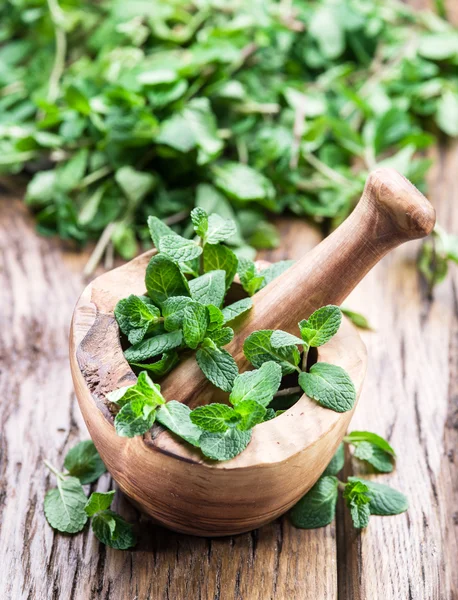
108;208;356;461
44;441;136;549
1;0;457;272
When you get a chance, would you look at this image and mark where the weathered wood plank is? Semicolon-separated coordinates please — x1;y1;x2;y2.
339;142;458;599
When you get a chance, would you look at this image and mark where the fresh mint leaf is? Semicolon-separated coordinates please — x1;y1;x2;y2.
199;428;252;461
341;308;373;330
124;330;183;363
238;259;264;296
115;166;155;206
106;371;165;408
156;401;202;447
190;403;239;433
114;399;157;437
129;351;179;378
344;431;396;456
229;361;282;407
115;295;162;345
206;304;225;331
182;302;209;349
348;477;408;516
63;440;106;485
203;243;238;290
233;399;266;430
84;491;115;517
243;330;301;375
299;363;356;412
299;306;342;347
205;214;237;245
162;296;193;331
323;443;345;476
212;162;275;206
343;480;371;529
189;270;226;307
222;298;253;323
353;442;394;473
263;408;276;421
270;330;304;349
289;476;339;529
191;207;208;238
91;510;136;550
145;254;190;307
196;339;238;392
44;475;88;534
147;216;176;249
208;327;234;347
159;234;202;262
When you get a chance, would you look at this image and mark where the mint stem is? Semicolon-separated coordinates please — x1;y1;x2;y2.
273;386;302;398
43;459;65;480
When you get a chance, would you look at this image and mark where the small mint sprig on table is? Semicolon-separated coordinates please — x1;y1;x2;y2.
43;441;136;549
289;432;408;531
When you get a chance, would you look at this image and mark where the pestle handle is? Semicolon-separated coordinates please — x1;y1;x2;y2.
160;168;435;406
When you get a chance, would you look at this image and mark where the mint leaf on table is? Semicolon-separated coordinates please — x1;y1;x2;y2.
204;214;237;245
145;254;190;307
91;510;136;550
190;403;239;433
229;361;282;407
203;243;238;290
129;351;179;378
196;339;238;392
243;330;301;375
221;298;253;323
238;259;265;296
156;401;202;447
343;480;371;529
189;270;226;307
114;295;162;345
341;308;373;330
147;216;177;249
299;363;356;412
323;443;345;476
289;476;339;529
233;399;266;430
114;400;157;437
207;327;233;347
345;431;395;473
348;477;408;516
162;296;193;331
84;491;116;517
63;440;106;485
191;207;208;239
199;428;252;461
159;234;203;262
182;302;209;349
124;330;183;363
270;330;304;349
44;476;88;534
299;305;342;347
345;431;396;455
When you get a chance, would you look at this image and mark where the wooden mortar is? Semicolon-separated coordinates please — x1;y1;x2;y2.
70;168;435;536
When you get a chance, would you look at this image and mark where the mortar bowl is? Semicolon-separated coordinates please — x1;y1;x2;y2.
69;250;367;537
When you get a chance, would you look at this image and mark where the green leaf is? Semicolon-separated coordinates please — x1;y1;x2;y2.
344;431;396;456
203;243;238;290
44;476;88;534
106;371;165;408
353;442;394;473
323;443;344;476
213;162;275;207
189;270;226;307
299;306;342;347
237;258;264;296
65;85;91;115
159;234;202;262
270;330;304;348
63;440;106;485
162;296;194;331
191;207;208;238
115;295;161;345
436;89;458;137
145;254;190;307
92;510;136;550
115;166;155;206
114;399;156;437
196;339;238;392
183;97;224;165
199;428;252;461
84;491;115;517
205;214;237;245
233;399;266;430
222;298;253;323
243;330;300;375
309;6;344;59
208;326;234;347
341;308;373;330
156;401;202;447
147;216;177;249
348;477;408;516
182;301;209;349
206;304;225;331
229;361;282;407
299;363;356;413
129;351;179;378
289;476;339;529
190;403;239;433
124;330;183;363
343;480;371;529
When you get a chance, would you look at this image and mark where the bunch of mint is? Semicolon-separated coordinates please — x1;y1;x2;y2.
290;432;408;530
43;441;136;549
1;0;457;275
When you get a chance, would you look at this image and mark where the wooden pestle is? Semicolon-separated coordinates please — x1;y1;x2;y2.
160;168;435;407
